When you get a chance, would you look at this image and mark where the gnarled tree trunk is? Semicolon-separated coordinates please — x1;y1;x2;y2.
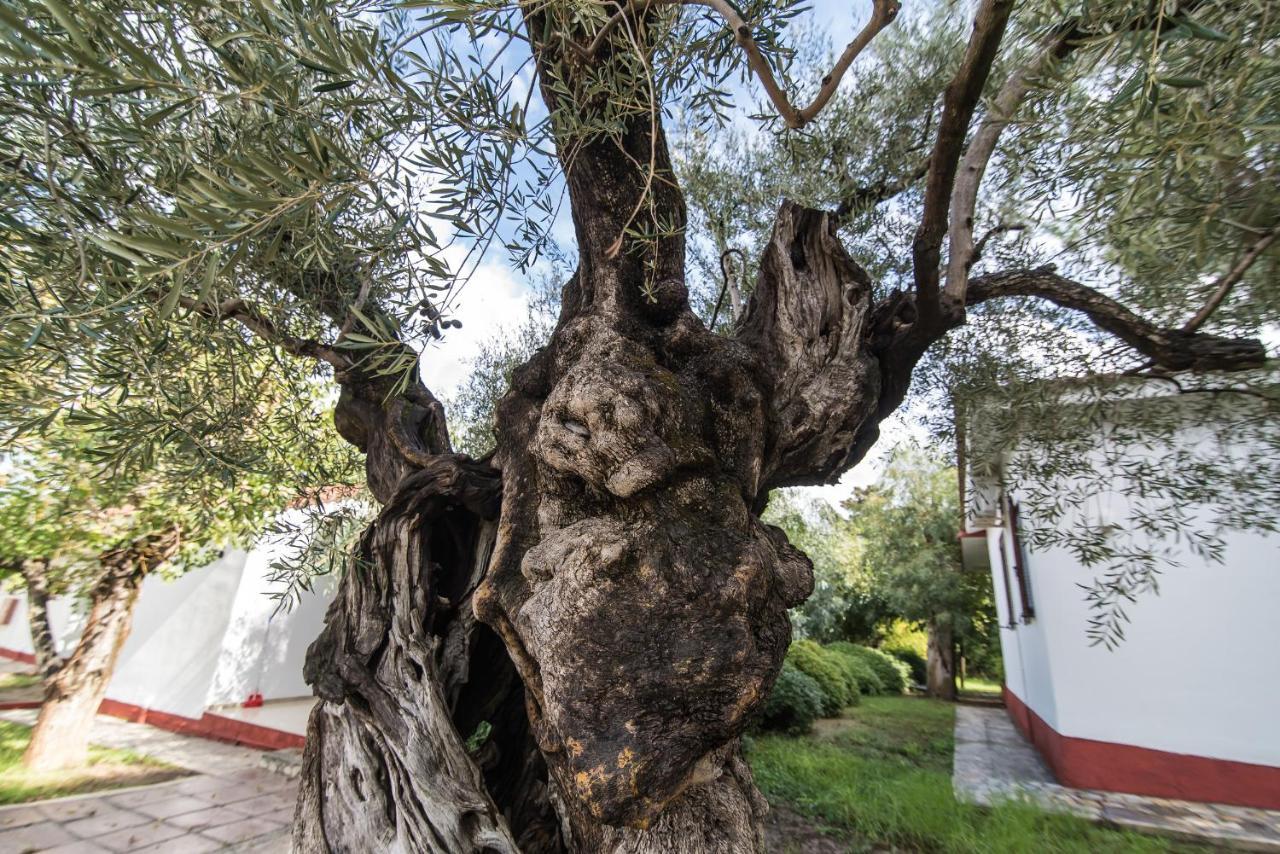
23;526;180;772
291;4;1268;851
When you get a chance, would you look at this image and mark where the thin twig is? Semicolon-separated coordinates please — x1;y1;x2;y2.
1182;224;1280;332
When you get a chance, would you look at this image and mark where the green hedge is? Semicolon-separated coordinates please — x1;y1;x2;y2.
882;644;927;686
786;639;860;715
828;642;911;695
758;662;824;734
825;645;884;696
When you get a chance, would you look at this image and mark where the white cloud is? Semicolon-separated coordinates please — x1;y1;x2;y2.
420;260;532;396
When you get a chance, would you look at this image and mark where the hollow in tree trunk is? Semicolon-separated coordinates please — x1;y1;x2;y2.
22;527;180;772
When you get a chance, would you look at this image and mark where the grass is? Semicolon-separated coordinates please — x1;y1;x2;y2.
0;720;188;804
0;672;40;691
958;676;1002;697
748;696;1194;853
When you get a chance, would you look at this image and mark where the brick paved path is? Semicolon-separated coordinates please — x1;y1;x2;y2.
0;710;295;852
953;704;1280;851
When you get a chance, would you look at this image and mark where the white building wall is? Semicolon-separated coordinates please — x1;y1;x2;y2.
985;409;1280;769
0;593;84;658
104;549;249;718
1;517;337;720
206;509;339;706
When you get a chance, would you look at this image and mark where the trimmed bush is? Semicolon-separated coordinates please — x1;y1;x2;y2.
758;662;824;734
829;642;911;694
786;639;859;715
883;645;927;687
825;645;884;696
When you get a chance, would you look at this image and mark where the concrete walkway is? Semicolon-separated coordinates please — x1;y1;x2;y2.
0;710;295;852
953;704;1280;851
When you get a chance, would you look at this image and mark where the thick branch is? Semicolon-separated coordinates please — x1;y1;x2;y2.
911;0;1014;315
968;267;1267;372
944;27;1073;299
738;201;883;488
944;3;1218;304
20;560;61;680
179;296;351;371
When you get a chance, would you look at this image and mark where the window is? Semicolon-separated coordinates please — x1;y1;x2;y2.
1003;495;1035;622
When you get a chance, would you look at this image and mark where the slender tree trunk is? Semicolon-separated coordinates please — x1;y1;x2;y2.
20;560;62;681
925;617;956;701
22;527;179;772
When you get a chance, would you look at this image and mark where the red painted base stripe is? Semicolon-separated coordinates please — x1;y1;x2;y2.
98;698;305;751
0;701;41;710
1003;686;1280;811
0;647;37;665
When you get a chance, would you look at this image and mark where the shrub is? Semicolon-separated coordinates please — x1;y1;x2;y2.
758;662;824;734
824;645;884;696
829;642;911;694
881;621;928;685
786;639;859;715
883;646;927;687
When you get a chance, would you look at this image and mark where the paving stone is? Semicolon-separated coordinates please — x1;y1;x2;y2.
200;815;286;845
0;818;78;851
134;794;216;820
104;785;187;810
0;804;48;830
39;799;117;823
63;804;151;838
42;839;113;854
226;791;297;816
94;820;187;852
131;833;225;853
163;804;246;831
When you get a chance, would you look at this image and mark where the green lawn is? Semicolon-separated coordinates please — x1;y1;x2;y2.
748;696;1193;853
0;720;187;804
958;676;1002;697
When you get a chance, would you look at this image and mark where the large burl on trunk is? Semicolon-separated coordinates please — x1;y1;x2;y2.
296;198;894;854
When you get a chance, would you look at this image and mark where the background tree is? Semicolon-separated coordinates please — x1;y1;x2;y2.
0;363;360;772
842;447;993;699
0;1;1274;851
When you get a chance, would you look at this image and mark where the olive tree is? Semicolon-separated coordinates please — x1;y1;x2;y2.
0;0;1274;851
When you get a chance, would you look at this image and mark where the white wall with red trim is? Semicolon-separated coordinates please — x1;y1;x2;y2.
967;399;1280;779
0;514;337;721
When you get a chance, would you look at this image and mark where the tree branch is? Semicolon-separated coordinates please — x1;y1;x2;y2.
179;296;351;372
943;3;1218;304
571;0;900;129
944;27;1074;300
833;158;928;223
967;267;1267;372
1182;223;1280;332
911;0;1014;318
